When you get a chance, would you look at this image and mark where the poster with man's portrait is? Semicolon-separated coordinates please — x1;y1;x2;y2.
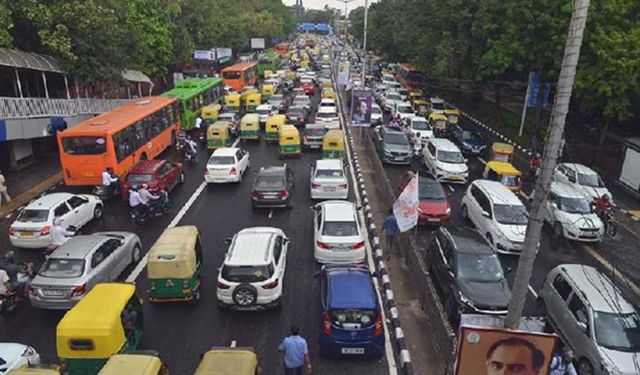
455;326;558;375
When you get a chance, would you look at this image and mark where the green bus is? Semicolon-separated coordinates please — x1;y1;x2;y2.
257;50;280;77
162;77;223;130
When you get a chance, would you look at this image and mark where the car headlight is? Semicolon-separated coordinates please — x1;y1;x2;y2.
445;207;451;215
22;346;36;357
458;291;475;308
383;150;393;156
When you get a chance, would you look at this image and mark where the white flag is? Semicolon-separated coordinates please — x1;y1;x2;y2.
393;172;419;232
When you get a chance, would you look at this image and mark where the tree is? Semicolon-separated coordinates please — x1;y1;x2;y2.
0;0;12;47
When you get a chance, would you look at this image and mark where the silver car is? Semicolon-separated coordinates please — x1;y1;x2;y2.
28;232;142;310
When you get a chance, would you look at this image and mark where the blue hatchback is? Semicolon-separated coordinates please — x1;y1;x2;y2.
318;264;385;357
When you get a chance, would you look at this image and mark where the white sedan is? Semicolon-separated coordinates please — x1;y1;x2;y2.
0;343;41;372
255;104;277;125
310;159;349;200
204;148;250;184
9;193;103;249
313;200;365;264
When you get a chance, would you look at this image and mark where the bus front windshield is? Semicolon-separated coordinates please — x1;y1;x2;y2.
223;71;241;80
61;136;106;155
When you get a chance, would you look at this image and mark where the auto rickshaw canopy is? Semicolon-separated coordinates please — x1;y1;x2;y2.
261;84;275;96
241;114;260;129
224;94;241;106
491;142;515;162
201;104;222;121
240;87;259;99
193;348;259;375
244;92;261;105
7;367;61;375
444;108;460;124
208;121;231;138
486;161;522;176
323;129;345;148
266;114;286;130
428;113;448;129
279;124;300;144
147;226;199;279
97;353;163;375
57;283;136;359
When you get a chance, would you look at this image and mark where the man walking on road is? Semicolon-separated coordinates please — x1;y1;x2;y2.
382;209;399;260
0;170;11;206
278;325;312;375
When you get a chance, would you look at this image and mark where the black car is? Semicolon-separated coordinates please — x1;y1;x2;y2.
250;165;294;208
286;106;308;127
426;226;511;323
450;125;488;156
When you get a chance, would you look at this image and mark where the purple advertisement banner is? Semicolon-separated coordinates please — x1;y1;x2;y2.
350;89;373;126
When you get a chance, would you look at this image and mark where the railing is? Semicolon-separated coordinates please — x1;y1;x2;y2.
0;97;130;119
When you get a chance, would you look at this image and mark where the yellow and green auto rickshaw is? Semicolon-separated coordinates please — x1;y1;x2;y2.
207;121;233;150
322;129;346;159
263;69;273;79
409;91;423;105
201;104;222;127
321;88;336;100
429;113;450;138
97;353;168;375
225;94;241;112
490;142;515;163
147;225;203;304
56;283;143;375
240;114;260;141
7;366;62;375
413;99;430;117
444;107;460;126
279;124;301;158
244;93;262;112
193;347;260;375
261;84;275;100
483;161;523;192
321;80;333;90
265;114;286;143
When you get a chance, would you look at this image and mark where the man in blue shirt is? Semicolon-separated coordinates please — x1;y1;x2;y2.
278;325;311;375
549;348;577;375
381;209;400;260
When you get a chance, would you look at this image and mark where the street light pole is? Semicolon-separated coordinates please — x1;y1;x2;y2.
335;0;354;39
360;0;368;85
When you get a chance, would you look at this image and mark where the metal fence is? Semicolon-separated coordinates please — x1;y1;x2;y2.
0;97;129;119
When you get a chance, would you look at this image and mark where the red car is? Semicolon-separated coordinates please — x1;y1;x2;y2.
122;159;185;197
399;172;451;225
300;80;315;95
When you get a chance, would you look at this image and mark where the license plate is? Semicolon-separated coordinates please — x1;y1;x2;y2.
427;217;441;222
324;187;336;192
43;289;64;296
19;231;34;237
394;156;405;161
342;348;365;354
449;175;462;180
263;195;278;200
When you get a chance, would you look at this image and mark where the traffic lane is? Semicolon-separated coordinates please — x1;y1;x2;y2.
134;141;387;374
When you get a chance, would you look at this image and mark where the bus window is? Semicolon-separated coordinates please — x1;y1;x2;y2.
61;136;106;155
223;71;241;80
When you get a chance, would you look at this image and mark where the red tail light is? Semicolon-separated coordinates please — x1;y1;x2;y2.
280;190;290;198
338;183;348;189
262;279;279;289
27;284;36;296
8;227;15;236
71;284;86;297
41;225;51;235
316;241;330;249
322;311;333;336
374;313;383;337
311;183;321;189
352;241;365;250
229;167;237;175
251;191;260;200
204;169;210;175
217;282;231;290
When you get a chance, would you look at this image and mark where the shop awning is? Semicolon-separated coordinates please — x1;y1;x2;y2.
121;69;152;83
0;48;64;73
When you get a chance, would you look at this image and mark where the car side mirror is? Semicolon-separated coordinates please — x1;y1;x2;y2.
284;237;290;244
505;266;513;274
224;237;232;244
481;211;490;218
569;176;576;183
311;205;320;211
313;271;322;279
577;321;588;334
464;159;469;163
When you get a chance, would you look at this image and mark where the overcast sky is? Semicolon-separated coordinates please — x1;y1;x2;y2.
282;0;372;13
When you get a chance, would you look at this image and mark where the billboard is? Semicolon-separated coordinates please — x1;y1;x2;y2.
251;38;265;49
454;326;558;375
215;48;232;61
337;60;349;86
350;88;373;126
193;50;215;61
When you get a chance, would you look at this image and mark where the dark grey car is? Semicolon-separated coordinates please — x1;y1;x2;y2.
267;94;287;113
302;123;326;150
286;106;308;127
375;127;411;165
250;166;294;208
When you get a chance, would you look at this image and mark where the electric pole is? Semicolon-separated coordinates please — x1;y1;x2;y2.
504;0;591;329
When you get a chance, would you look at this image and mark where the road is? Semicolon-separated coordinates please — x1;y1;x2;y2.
0;91;392;375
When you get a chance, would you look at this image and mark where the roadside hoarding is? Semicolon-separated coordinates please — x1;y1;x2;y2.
337;60;349;86
193;50;215;61
214;48;232;62
251;38;265;49
350;88;372;126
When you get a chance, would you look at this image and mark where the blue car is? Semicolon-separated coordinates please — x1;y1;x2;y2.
318;264;384;357
450;125;487;156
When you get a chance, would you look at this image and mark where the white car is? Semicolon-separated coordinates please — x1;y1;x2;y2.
0;343;41;372
255;104;277;125
216;227;288;309
319;98;336;110
204;148;250;184
292;95;311;111
397;88;409;101
264;78;280;88
384;81;402;92
313;200;365;264
423;138;468;184
553;163;611;201
315;107;340;129
392;101;415;120
310;159;349;200
383;91;402;112
407;116;432;140
370;103;383;125
9;193;103;249
461;180;528;254
544;182;604;242
428;97;446;115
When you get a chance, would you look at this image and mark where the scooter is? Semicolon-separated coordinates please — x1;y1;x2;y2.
93;184;120;201
184;146;198;164
0;262;36;314
131;191;171;225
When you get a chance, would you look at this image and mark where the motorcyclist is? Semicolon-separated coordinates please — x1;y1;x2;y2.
185;136;198;161
591;194;613;221
529;152;542;170
549;347;577;375
138;184;160;214
102;167;120;195
128;185;145;216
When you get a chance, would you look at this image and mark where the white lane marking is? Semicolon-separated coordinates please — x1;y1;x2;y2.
230;340;237;348
268;209;273;218
334;80;398;375
447;184;455;192
528;284;539;299
126;181;207;282
477;157;487;165
583;244;640;296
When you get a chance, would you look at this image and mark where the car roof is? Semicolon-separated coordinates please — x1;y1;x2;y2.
473;180;523;205
560;162;598;175
317;107;337;113
327;267;376;310
410;115;427;121
212;147;239;156
321;200;356;221
397;102;412;107
550;181;588;198
441;226;493;255
554;264;636;314
430;97;444;103
53;234;111;258
315;159;343;169
428;138;459;151
129;160;166;174
258;165;286;176
226;227;280;266
26;192;74;209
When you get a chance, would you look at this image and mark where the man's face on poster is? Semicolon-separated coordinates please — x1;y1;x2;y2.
486;344;540;375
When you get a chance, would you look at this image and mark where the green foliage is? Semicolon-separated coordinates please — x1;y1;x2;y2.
0;0;13;47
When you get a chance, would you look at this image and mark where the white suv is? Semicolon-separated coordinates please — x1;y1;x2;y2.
461;180;528;254
423;138;468;183
216;227;289;309
544;182;604;242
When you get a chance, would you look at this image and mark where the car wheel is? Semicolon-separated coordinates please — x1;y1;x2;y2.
132;244;141;263
461;205;469;221
578;358;594;375
179;172;185;184
93;205;104;220
232;284;258;307
238;169;243;183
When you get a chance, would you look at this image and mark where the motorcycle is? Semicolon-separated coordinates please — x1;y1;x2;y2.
175;130;187;151
184;146;198;164
0;262;36;314
92;184;120;201
131;191;171;225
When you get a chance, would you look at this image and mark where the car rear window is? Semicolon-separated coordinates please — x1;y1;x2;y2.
222;264;273;283
40;258;85;278
256;175;285;188
330;309;376;329
16;209;49;223
316;169;344;178
322;221;358;236
305;128;326;137
209;156;235;165
256;109;271;115
127;173;154;183
317;111;337;118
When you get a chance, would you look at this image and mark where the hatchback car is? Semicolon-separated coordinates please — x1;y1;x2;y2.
383;91;402;112
313;200;365;263
216;227;289;310
255;104;277;125
370;103;383;126
545;182;604;242
122;159;184;197
399;172;450;225
392;101;415;120
9;193;103;249
300;79;315;95
319;98;337;110
28;232;141;309
205;147;250;184
315;107;340;129
407;116;432;140
423;138;468;183
450;125;487;156
310;159;349;200
286;106;308;127
251;165;294;208
539;264;640;375
553;163;611;201
292;95;312;111
375;127;412;165
318;264;384;357
0;343;41;372
267;94;287;113
303;123;327;150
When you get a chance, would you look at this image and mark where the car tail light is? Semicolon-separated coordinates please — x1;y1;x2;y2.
8;227;14;236
71;283;86;297
217;281;231;290
322;311;332;336
251;191;260;200
40;225;51;236
311;183;321;189
374;313;383;337
352;241;365;250
338;183;348;189
262;279;279;289
204;169;210;175
229;167;237;175
280;190;290;199
27;284;36;296
316;241;330;250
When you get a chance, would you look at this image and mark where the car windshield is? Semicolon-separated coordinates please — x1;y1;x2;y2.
255;174;285;188
287;108;304;116
39;258;85;278
329;309;376;329
320;102;335;107
317;111;337;118
209;156;235;165
126;173;154;183
385;133;408;145
305;128;326;137
222;71;241;80
412;120;430;130
398;105;413;113
387;94;401;101
256;108;271;115
578;172;605;188
461;130;479;141
594;311;640;351
371;106;382;114
219;114;236;121
457;253;505;282
269;95;283;102
437;150;464;163
558;196;591;214
16;209;49;223
431;102;445;110
221;264;273;283
494;204;528;225
419;178;445;200
316;169;344;178
294;97;309;103
322;221;358;236
61;136;107;155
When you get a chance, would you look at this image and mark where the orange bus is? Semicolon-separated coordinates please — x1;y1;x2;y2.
274;42;290;57
395;63;427;91
57;97;181;186
221;62;258;92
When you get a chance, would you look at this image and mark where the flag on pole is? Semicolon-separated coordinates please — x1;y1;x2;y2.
393;172;419;232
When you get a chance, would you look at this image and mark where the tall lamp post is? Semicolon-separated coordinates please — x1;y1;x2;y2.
360;0;368;85
335;0;354;39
